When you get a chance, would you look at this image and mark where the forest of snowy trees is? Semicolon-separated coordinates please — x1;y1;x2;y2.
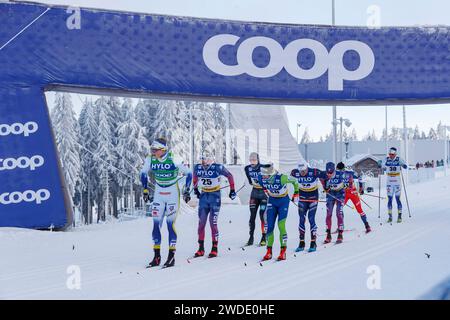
301;123;450;144
49;93;226;225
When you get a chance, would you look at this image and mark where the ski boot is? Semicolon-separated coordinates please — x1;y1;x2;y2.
324;229;332;244
208;241;218;258
387;212;393;223
246;235;254;246
194;240;205;257
147;248;161;268
295;240;306;252
163;249;175;268
336;230;343;244
277;247;287;261
259;234;267;247
262;247;273;261
308;234;317;252
308;240;317;252
365;222;372;233
397;214;402;223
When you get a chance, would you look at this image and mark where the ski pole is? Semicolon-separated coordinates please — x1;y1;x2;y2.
324;191;354;210
190;182;246;194
219;182;245;192
359;196;372;210
290;198;326;207
400;170;412;218
378;169;382;219
236;183;246;193
363;193;386;200
234;183;246;193
299;199;326;203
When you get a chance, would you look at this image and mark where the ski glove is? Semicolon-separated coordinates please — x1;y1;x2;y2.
229;189;237;200
291;193;299;203
194;187;201;199
143;189;150;203
183;191;191;203
402;164;408;169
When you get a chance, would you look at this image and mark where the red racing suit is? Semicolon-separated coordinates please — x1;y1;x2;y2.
343;171;365;216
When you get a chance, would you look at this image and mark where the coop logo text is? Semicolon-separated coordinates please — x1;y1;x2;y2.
0;122;38;137
0;155;45;171
203;34;375;91
0;189;51;205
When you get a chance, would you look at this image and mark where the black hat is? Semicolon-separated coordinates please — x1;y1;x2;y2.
336;162;345;170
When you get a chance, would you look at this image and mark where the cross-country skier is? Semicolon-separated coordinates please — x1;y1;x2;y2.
244;152;267;246
379;147;408;223
140;137;192;268
192;152;236;258
323;162;347;244
290;163;326;252
257;163;299;261
336;162;371;233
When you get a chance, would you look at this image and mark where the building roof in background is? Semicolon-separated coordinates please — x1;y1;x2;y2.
346;154;380;166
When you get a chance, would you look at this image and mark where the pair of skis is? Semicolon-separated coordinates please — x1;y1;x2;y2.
145;253;218;270
240;242;266;250
186;252;219;263
145;262;174;270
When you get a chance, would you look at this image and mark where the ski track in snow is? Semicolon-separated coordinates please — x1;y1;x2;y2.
1;175;450;299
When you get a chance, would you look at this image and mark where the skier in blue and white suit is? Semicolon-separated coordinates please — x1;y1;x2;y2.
379;147;408;223
290;163;326;252
323;162;347;244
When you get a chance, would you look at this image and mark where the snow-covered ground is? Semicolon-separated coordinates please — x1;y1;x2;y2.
1;176;450;300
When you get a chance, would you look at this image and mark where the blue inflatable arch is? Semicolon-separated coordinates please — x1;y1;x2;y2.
1;1;450;229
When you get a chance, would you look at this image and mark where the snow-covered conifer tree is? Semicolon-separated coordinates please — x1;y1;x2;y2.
78;98;98;224
50;93;81;202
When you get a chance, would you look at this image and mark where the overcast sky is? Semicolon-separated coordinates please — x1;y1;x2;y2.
27;0;450;141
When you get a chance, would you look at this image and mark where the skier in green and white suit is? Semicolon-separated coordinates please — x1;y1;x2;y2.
140;137;192;268
257;164;299;261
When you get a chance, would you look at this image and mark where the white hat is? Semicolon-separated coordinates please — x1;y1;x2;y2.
260;163;275;176
389;147;397;155
298;163;308;172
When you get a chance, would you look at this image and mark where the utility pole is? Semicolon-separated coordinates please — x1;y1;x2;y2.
189;102;194;167
385;106;388;153
331;0;338;164
225;103;232;164
402;105;408;185
130;176;134;215
445;128;448;172
105;167;109;219
441;125;450;176
345;140;349;160
339;117;344;161
296;123;302;144
332;107;338;163
331;117;351;162
332;0;336;25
